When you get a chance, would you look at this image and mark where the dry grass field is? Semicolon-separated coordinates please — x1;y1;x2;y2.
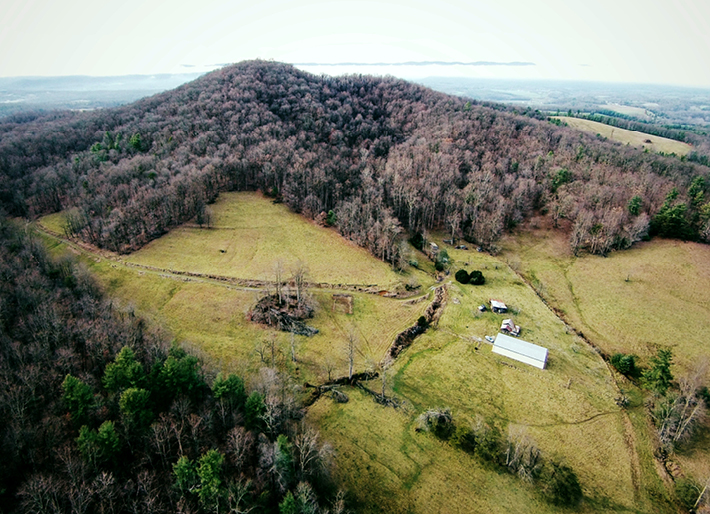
501;226;710;489
125;192;405;288
306;240;661;513
38;235;426;383
37;199;700;513
38;211;69;235
553;116;691;155
600;103;654;121
37;194;429;383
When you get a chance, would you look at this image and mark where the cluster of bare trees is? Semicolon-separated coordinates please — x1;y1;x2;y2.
650;360;708;451
1;60;709;260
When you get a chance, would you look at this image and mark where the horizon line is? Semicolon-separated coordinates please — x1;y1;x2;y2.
293;61;536;67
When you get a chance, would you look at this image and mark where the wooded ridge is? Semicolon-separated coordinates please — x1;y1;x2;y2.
1;60;709;260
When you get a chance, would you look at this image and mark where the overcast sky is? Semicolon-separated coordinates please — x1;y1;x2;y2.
2;0;709;87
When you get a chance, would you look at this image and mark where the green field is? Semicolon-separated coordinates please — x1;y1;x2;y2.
501;225;710;489
124;192;405;288
553;116;691;155
38;193;431;382
37;195;706;513
308;245;655;513
600;103;654;121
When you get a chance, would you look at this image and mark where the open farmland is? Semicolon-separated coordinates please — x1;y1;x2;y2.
553;116;692;155
502;224;710;489
36;197;694;513
124;192;403;288
600;103;655;121
307;241;663;513
37;194;429;382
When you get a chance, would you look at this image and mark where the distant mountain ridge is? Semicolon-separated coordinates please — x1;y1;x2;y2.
294;60;535;66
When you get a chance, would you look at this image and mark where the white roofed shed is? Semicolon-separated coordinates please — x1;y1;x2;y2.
492;333;548;369
490;299;508;313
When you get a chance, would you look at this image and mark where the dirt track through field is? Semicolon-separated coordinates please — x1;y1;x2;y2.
35;223;420;298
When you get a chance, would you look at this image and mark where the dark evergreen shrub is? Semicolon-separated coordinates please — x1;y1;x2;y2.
409;232;425;251
610;353;636;376
455;269;470;284
451;425;477;454
675;478;700;510
469;270;485;285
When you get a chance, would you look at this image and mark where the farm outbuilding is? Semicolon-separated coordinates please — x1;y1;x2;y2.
492;333;548;369
500;319;520;336
490;299;508;313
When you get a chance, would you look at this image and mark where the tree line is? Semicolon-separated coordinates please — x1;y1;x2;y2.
1;60;709;262
0;216;343;513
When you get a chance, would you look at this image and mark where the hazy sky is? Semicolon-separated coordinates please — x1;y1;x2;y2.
2;0;709;86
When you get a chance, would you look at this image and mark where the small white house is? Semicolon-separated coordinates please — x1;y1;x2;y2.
492;333;548;369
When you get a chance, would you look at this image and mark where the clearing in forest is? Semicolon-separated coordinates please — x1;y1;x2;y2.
600;103;655;121
124;191;403;288
553;116;691;155
37;192;430;381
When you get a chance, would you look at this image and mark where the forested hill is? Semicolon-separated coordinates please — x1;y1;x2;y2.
1;60;709;259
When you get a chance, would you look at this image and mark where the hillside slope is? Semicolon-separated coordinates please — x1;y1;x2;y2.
1;60;709;261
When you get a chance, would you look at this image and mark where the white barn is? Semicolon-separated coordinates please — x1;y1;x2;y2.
492;333;548;369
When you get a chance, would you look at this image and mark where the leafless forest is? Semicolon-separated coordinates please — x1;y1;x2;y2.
1;60;709;263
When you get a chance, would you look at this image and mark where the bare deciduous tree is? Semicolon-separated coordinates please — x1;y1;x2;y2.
292;261;308;309
274;261;285;306
653;359;708;449
227;426;254;473
290;332;297;363
345;329;357;380
504;426;542;483
18;474;62;514
227;478;254;514
254;341;268;364
151;413;174;468
93;471;118;514
323;357;336;382
293;426;334;482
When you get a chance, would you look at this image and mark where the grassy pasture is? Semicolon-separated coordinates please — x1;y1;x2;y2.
125;192;404;288
36;203;685;512
37;195;428;383
307;388;560;514
39;211;69;235
600;103;654;121
501;228;710;375
553;116;691;155
501;226;710;486
40;243;426;383
307;240;658;513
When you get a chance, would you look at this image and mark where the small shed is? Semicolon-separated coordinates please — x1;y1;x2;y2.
500;319;520;337
490;299;508;313
492;333;548;369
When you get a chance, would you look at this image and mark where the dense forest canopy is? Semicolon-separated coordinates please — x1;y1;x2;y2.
1;60;709;261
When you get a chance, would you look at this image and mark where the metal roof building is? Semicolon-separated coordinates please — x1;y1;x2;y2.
490;299;508;313
492;332;548;369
